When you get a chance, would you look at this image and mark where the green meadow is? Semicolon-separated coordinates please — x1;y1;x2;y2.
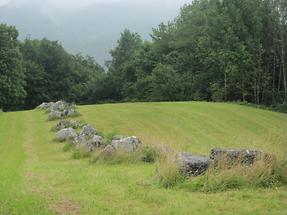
1;102;287;214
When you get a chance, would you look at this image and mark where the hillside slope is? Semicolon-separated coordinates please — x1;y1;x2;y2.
80;102;287;153
0;102;287;214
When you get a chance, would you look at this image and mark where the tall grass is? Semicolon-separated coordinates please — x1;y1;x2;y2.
71;146;91;159
157;132;287;191
156;151;184;188
188;152;287;192
90;145;160;164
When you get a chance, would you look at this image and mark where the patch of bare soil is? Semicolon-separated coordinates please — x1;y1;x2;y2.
50;199;80;215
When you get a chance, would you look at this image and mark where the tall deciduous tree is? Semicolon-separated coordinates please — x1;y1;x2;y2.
0;24;26;111
109;29;142;99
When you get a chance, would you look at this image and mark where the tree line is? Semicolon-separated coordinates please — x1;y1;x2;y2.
1;0;287;111
0;25;105;111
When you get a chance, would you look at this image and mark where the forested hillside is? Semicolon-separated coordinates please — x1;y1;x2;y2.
1;0;287;111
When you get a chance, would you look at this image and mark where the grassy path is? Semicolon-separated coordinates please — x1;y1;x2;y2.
0;102;287;214
0;111;49;214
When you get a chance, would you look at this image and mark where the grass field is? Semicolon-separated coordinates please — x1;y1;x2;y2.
0;102;287;214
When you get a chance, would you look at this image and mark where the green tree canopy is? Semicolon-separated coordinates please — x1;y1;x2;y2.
0;24;26;111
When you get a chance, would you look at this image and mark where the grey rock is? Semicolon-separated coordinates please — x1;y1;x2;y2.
103;145;116;156
38;100;78;120
55;128;77;142
37;102;52;109
111;136;142;152
80;124;97;136
54;120;81;131
112;135;124;141
178;152;211;176
243;149;263;165
210;148;262;166
47;101;76;113
91;135;104;148
72;134;103;152
73;134;88;145
50;101;67;112
48;110;62;121
210;148;242;160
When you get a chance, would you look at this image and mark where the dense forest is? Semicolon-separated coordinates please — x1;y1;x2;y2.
1;0;287;111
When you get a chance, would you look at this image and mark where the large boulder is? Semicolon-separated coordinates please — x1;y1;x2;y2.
37;102;53;110
210;148;262;166
73;134;88;146
91;135;104;147
48;110;62;121
242;149;263;165
72;124;100;152
178;152;211;176
80;124;97;136
46;101;76;113
55;128;77;142
49;101;68;112
111;136;142;152
102;145;116;156
72;134;103;152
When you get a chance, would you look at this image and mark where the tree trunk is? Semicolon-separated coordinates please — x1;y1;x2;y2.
224;70;227;101
278;60;282;92
242;77;245;102
272;54;276;102
282;43;287;102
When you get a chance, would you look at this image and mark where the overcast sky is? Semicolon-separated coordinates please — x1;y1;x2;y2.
0;0;191;64
0;0;189;10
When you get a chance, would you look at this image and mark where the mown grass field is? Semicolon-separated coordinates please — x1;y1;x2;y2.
0;102;287;214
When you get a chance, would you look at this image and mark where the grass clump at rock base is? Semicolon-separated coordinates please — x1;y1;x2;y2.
156;152;185;188
90;145;160;165
71;147;92;160
62;142;75;152
157;131;287;192
160;151;287;192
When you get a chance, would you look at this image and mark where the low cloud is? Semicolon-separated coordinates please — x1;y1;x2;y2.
2;0;189;10
0;0;12;7
1;0;190;20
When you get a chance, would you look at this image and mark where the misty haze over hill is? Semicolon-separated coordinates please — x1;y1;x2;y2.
0;0;190;64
